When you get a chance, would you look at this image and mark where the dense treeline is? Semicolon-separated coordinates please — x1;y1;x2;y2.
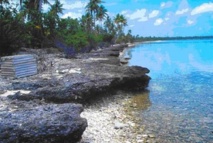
0;0;133;56
134;35;213;42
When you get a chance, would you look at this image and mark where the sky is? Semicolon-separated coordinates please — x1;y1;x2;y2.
43;0;213;37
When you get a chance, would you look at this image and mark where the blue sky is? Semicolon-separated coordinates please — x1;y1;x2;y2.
43;0;213;37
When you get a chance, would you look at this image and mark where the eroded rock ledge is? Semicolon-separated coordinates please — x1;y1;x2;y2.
6;45;150;103
0;44;150;143
0;102;87;143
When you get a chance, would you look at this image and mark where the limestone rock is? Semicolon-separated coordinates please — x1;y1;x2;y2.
7;45;150;103
0;103;87;143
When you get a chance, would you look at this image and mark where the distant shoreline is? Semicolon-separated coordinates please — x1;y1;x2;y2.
134;36;213;43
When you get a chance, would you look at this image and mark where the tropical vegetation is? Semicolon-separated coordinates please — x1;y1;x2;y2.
0;0;133;56
133;35;213;42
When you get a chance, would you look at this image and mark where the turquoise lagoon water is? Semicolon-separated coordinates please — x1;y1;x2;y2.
127;39;213;142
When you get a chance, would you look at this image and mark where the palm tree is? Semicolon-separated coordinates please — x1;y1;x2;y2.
114;14;127;36
43;0;63;38
0;0;25;55
21;0;50;20
102;16;116;44
104;16;115;35
96;5;107;27
126;29;133;43
49;0;63;15
80;12;93;33
85;0;104;28
20;0;50;48
20;0;49;11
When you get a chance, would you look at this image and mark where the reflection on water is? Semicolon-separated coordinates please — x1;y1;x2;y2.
129;91;151;111
128;39;213;79
127;39;213;142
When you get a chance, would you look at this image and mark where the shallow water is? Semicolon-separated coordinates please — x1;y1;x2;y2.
127;39;213;142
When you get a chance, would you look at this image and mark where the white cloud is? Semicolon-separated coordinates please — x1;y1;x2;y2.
154;18;164;26
149;10;159;18
61;0;86;10
160;1;173;8
62;12;82;19
126;9;148;22
191;2;213;15
175;8;189;15
121;10;128;15
50;0;86;19
187;20;194;25
43;0;86;12
161;2;166;8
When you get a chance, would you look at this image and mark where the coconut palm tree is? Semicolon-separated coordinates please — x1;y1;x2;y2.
114;14;127;36
104;15;115;35
19;0;50;48
21;0;50;20
43;0;63;38
96;5;107;27
0;0;25;55
80;12;93;33
49;0;63;15
85;0;104;28
20;0;49;11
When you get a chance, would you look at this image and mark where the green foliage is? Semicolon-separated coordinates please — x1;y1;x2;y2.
43;0;63;39
125;29;134;43
86;0;104;28
65;31;89;51
115;31;134;44
134;35;213;42
0;0;130;56
57;16;104;50
102;34;114;43
116;35;125;44
114;14;127;36
57;18;90;50
0;4;25;56
91;34;103;43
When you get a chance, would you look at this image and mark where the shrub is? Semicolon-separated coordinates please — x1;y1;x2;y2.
0;6;25;56
65;31;89;51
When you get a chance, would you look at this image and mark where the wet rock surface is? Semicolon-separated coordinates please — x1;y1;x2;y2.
0;44;150;143
78;91;155;143
0;98;87;143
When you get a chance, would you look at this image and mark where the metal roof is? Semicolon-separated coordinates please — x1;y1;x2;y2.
1;54;37;78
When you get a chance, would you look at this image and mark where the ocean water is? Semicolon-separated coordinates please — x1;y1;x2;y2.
127;39;213;142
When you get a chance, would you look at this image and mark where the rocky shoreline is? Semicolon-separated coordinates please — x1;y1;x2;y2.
0;44;151;142
78;90;156;143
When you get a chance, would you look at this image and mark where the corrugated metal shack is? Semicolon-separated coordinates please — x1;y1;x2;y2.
0;54;37;78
